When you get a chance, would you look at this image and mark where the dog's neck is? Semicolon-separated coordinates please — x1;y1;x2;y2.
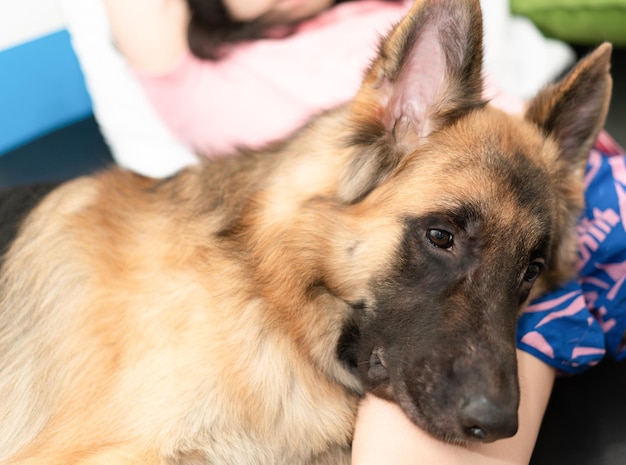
152;108;365;390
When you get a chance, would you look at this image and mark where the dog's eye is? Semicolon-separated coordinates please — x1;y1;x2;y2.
524;262;544;282
427;229;454;249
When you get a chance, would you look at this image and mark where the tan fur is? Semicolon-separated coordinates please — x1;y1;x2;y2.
0;0;612;463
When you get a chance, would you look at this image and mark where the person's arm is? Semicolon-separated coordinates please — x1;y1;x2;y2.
352;350;555;465
103;0;190;73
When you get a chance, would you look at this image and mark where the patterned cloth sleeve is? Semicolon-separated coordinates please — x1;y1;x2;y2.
517;132;626;374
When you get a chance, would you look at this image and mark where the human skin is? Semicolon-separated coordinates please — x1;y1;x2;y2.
104;0;190;73
222;0;335;24
104;0;333;73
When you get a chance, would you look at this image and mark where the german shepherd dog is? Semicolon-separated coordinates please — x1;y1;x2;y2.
0;0;612;463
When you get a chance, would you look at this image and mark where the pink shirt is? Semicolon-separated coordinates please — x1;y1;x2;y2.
135;1;411;156
135;0;523;157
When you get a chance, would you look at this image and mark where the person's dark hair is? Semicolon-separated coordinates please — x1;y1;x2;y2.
186;0;353;60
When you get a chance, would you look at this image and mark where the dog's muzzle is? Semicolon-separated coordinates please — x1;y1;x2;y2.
366;346;518;443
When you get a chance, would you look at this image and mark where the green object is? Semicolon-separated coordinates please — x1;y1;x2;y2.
511;0;626;46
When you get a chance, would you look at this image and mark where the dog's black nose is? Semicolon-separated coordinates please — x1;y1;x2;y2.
459;395;518;442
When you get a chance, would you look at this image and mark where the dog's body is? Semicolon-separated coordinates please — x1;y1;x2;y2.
0;0;612;463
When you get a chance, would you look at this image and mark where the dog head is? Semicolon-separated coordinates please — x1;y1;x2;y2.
324;0;612;445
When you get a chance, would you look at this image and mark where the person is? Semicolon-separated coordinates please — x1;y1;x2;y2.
104;0;418;160
59;0;573;176
58;0;626;463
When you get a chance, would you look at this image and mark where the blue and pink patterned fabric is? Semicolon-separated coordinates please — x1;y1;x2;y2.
517;132;626;373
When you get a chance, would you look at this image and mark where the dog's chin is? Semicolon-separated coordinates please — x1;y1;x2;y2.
364;348;518;446
370;386;509;446
367;386;476;446
363;350;469;444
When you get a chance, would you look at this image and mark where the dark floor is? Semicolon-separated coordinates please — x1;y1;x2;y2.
0;116;113;188
531;358;626;465
0;46;625;465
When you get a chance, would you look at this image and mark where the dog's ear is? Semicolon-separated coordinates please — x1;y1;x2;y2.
338;0;486;203
526;43;612;179
526;44;612;291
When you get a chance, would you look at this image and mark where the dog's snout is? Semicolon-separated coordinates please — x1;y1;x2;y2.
459;395;518;442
